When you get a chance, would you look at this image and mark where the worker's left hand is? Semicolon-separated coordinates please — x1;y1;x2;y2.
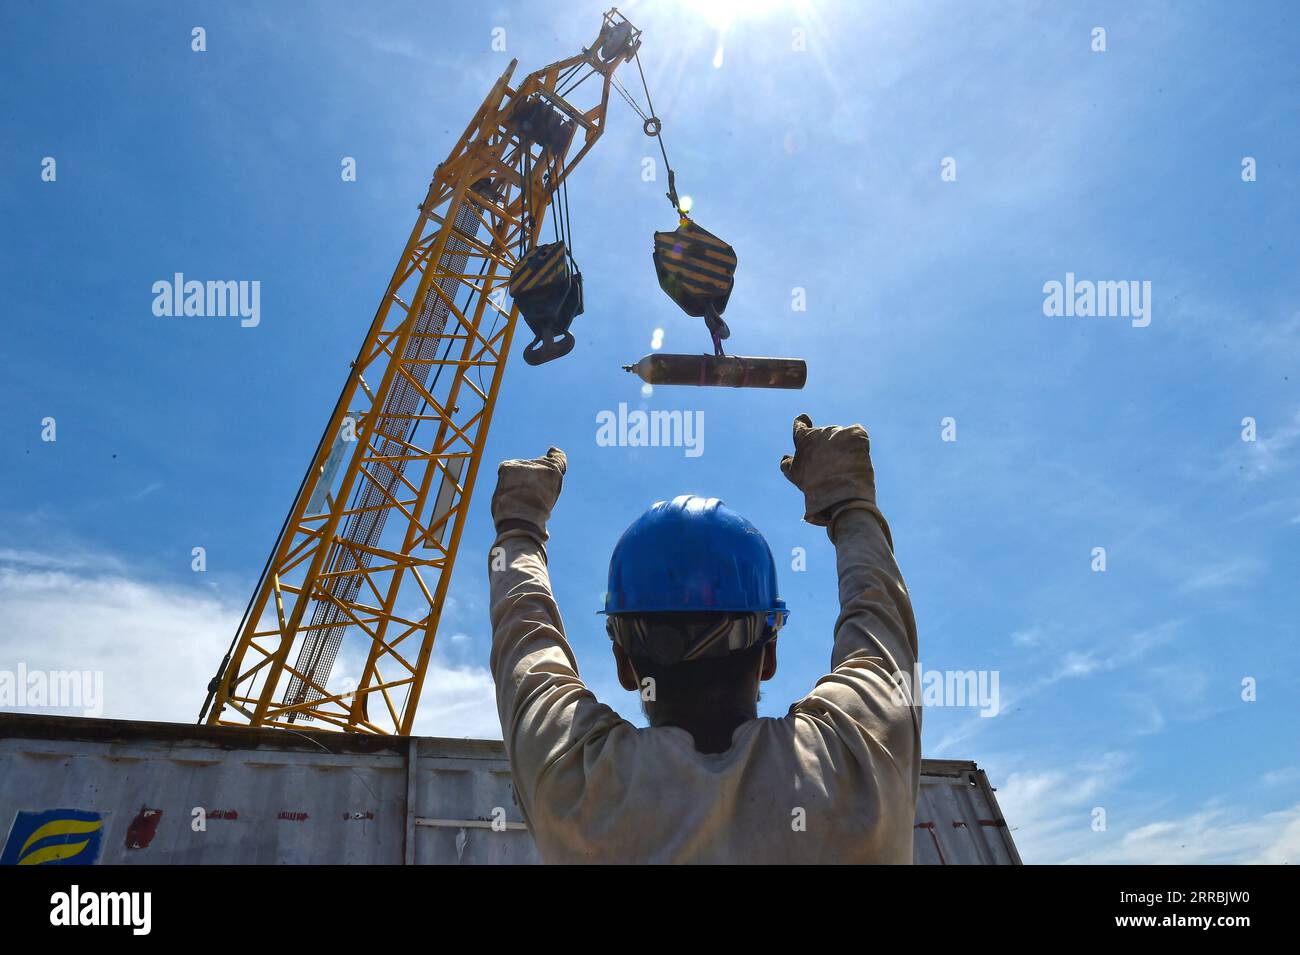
779;414;876;526
491;447;567;539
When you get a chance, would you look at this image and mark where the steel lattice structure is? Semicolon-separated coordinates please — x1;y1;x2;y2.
201;10;642;734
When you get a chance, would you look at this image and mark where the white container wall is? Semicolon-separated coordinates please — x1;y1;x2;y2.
0;714;1019;864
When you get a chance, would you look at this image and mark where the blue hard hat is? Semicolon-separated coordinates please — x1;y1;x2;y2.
603;495;788;628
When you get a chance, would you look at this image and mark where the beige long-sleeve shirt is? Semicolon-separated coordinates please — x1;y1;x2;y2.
488;504;921;863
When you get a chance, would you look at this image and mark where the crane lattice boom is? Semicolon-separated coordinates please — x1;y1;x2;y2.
201;10;642;734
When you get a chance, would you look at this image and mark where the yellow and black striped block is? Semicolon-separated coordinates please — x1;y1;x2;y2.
653;220;737;317
510;241;570;298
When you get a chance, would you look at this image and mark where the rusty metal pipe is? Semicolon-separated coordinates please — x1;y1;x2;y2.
623;353;807;389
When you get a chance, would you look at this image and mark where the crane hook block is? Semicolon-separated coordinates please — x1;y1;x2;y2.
653;219;737;321
509;241;584;366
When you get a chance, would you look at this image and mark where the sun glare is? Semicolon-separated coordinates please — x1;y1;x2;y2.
681;0;795;31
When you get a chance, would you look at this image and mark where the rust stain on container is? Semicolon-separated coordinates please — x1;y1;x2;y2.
125;806;162;849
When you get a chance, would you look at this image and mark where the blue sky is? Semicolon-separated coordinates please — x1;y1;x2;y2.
1;0;1297;862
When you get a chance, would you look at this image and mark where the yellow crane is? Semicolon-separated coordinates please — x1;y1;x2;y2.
200;10;645;734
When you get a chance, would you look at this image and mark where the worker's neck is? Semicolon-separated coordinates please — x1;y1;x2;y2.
648;703;757;754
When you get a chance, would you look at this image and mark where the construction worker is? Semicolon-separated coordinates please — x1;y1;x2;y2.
487;414;920;863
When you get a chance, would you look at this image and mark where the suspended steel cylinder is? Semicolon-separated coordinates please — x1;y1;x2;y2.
623;353;807;389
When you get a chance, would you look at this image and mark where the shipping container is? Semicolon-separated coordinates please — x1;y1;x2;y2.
0;713;1019;864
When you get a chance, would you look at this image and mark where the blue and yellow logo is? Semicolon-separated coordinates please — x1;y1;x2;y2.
1;809;105;865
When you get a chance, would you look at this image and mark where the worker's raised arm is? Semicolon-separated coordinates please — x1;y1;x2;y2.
779;416;921;782
486;449;625;823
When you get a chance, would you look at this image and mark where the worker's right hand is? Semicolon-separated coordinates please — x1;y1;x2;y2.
491;447;567;539
779;414;876;526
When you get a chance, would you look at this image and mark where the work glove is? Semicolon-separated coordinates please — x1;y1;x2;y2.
779;414;876;526
491;447;567;539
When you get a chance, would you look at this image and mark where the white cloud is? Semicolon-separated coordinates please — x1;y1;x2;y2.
412;659;501;739
993;751;1131;863
0;548;120;573
992;751;1300;863
1216;408;1300;483
1010;625;1046;648
1085;805;1300;865
1178;555;1266;592
931;618;1185;755
0;549;500;739
0;560;226;722
1261;767;1300;787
